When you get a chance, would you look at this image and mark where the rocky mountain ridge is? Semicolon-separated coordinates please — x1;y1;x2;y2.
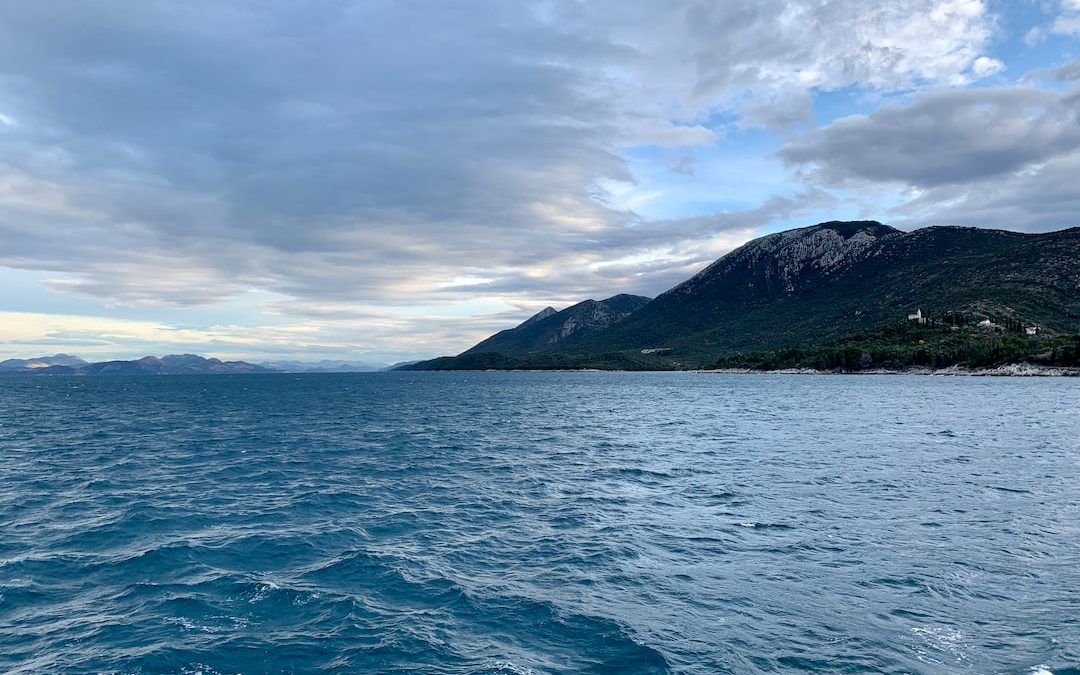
461;294;651;356
405;220;1080;370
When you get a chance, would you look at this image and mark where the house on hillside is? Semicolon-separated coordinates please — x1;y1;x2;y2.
907;309;927;325
1025;324;1040;336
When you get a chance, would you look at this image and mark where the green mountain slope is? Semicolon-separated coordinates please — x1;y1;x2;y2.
407;221;1080;370
574;222;1080;363
460;294;651;356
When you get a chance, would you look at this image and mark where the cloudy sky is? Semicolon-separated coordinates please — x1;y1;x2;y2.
1;1;1078;364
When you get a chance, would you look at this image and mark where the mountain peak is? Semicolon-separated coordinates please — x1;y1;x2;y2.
677;220;900;298
0;353;89;371
750;220;898;254
461;294;651;356
520;306;557;328
602;293;653;306
809;220;898;238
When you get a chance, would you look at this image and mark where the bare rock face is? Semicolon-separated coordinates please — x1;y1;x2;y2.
676;221;900;296
462;294;651;355
555;300;630;341
520;306;557;326
740;226;888;290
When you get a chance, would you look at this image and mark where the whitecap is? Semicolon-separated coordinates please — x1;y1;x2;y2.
910;625;969;661
487;660;538;675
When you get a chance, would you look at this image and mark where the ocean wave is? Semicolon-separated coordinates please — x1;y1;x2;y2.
1;372;1077;673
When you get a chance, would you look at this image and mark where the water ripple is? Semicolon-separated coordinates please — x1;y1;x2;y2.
1;372;1078;673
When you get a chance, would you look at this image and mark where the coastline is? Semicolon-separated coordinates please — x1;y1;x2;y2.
697;363;1080;377
400;363;1080;376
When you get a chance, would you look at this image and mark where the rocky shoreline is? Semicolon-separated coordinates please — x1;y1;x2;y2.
699;363;1080;377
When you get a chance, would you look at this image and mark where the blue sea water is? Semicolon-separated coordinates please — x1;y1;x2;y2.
0;372;1078;674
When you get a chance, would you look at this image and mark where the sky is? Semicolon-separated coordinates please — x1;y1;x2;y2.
1;0;1078;365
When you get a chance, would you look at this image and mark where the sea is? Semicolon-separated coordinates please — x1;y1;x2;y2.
1;372;1077;674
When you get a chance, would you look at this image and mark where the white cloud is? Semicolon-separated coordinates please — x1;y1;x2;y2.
1053;16;1080;33
972;56;1005;77
560;0;1001;126
0;0;1015;357
1054;0;1080;33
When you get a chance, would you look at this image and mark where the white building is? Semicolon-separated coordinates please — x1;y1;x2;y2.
907;309;927;325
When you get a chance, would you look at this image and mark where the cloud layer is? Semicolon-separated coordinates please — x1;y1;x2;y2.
778;74;1080;230
1;0;1068;359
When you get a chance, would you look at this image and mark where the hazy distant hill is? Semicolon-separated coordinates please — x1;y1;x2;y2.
0;354;277;376
260;359;386;373
406;221;1080;370
0;354;88;371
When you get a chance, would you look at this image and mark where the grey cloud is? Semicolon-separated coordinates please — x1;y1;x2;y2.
769;75;1080;233
1;0;636;305
738;89;814;130
889;148;1080;232
0;0;1000;316
667;155;696;176
1054;58;1080;81
778;87;1080;187
585;188;838;252
1;1;627;229
1021;57;1080;83
402;187;837;303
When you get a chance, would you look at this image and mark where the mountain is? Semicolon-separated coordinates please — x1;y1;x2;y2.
461;294;651;356
0;354;88;371
0;354;278;376
518;306;558;328
406;221;1080;370
260;359;386;373
384;360;422;371
583;221;1080;360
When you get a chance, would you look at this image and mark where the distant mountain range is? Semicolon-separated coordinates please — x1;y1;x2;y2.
0;354;89;371
258;359;388;373
403;221;1080;370
0;354;277;376
0;354;407;376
